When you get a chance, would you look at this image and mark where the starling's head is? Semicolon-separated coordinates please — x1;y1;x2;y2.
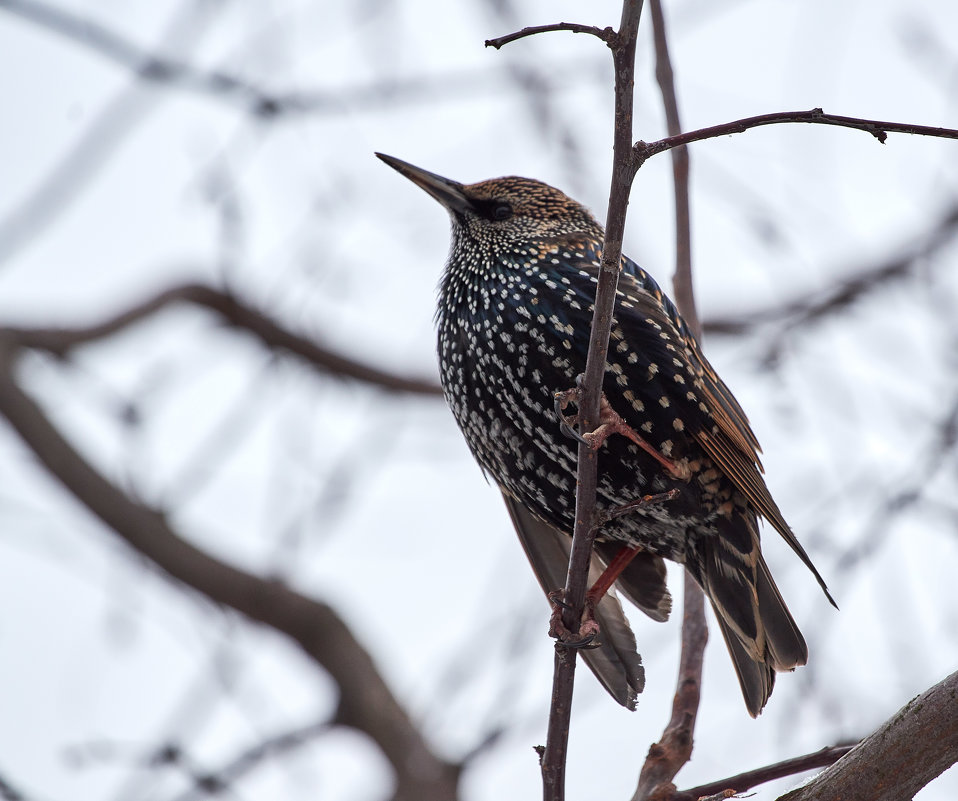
376;153;602;248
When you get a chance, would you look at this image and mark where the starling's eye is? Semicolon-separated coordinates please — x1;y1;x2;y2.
491;202;513;221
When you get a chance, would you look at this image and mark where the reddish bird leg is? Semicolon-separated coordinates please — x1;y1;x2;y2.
554;389;690;480
547;547;643;646
587;545;643;607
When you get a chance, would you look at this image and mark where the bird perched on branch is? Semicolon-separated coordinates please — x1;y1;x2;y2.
378;153;834;717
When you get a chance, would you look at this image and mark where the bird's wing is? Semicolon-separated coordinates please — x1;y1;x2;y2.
501;491;646;709
612;259;834;604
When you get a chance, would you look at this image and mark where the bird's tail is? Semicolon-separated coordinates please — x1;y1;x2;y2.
688;514;808;717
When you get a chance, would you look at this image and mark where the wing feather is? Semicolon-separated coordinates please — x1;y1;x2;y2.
614;259;835;606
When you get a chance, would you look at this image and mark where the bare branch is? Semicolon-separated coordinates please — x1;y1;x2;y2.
634;108;958;168
631;6;708;799
0;341;459;801
1;282;443;397
633;580;707;800
777;671;958;800
674;743;857;800
485;22;616;50
651;0;697;338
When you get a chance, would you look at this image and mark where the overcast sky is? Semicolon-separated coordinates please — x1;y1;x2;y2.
1;1;957;799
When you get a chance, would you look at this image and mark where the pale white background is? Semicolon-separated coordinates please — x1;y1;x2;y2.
1;1;957;799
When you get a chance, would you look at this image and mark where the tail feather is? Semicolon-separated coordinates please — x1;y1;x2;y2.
713;610;774;718
691;514;808;716
502;493;646;709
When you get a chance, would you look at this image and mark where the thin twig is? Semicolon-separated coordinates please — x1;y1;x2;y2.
674;743;857;800
169;721;334;801
634;108;958;167
2;0;607;118
0;282;443;397
0;0;219;268
485;22;616;50
631;5;708;799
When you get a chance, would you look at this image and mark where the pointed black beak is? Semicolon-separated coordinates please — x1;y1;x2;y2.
376;153;473;215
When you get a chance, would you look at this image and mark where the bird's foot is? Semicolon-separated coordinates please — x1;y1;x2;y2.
553;388;691;481
547;590;601;649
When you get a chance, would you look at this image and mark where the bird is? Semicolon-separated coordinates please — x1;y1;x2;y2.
377;152;834;717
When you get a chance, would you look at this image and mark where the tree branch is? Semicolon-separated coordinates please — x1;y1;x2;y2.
633;108;958;167
0;282;443;397
495;4;646;801
485;22;616;50
632;4;707;798
0;340;459;801
777;671;958;800
672;743;857;800
650;0;697;337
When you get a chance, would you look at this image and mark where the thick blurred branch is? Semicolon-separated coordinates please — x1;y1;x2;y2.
0;768;29;801
0;340;459;801
777;670;958;800
1;282;443;396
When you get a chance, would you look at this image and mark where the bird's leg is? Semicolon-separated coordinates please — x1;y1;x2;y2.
554;388;691;480
546;490;680;646
586;545;643;608
548;546;643;646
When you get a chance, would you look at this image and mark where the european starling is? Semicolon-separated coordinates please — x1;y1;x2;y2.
377;153;834;716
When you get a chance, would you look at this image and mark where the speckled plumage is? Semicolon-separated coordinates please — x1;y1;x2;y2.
378;153;833;716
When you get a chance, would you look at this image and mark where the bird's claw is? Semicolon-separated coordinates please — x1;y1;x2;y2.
554;389;590;446
547;590;601;650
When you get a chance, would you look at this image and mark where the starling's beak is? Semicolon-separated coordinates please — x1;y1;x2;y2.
376;153;473;215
